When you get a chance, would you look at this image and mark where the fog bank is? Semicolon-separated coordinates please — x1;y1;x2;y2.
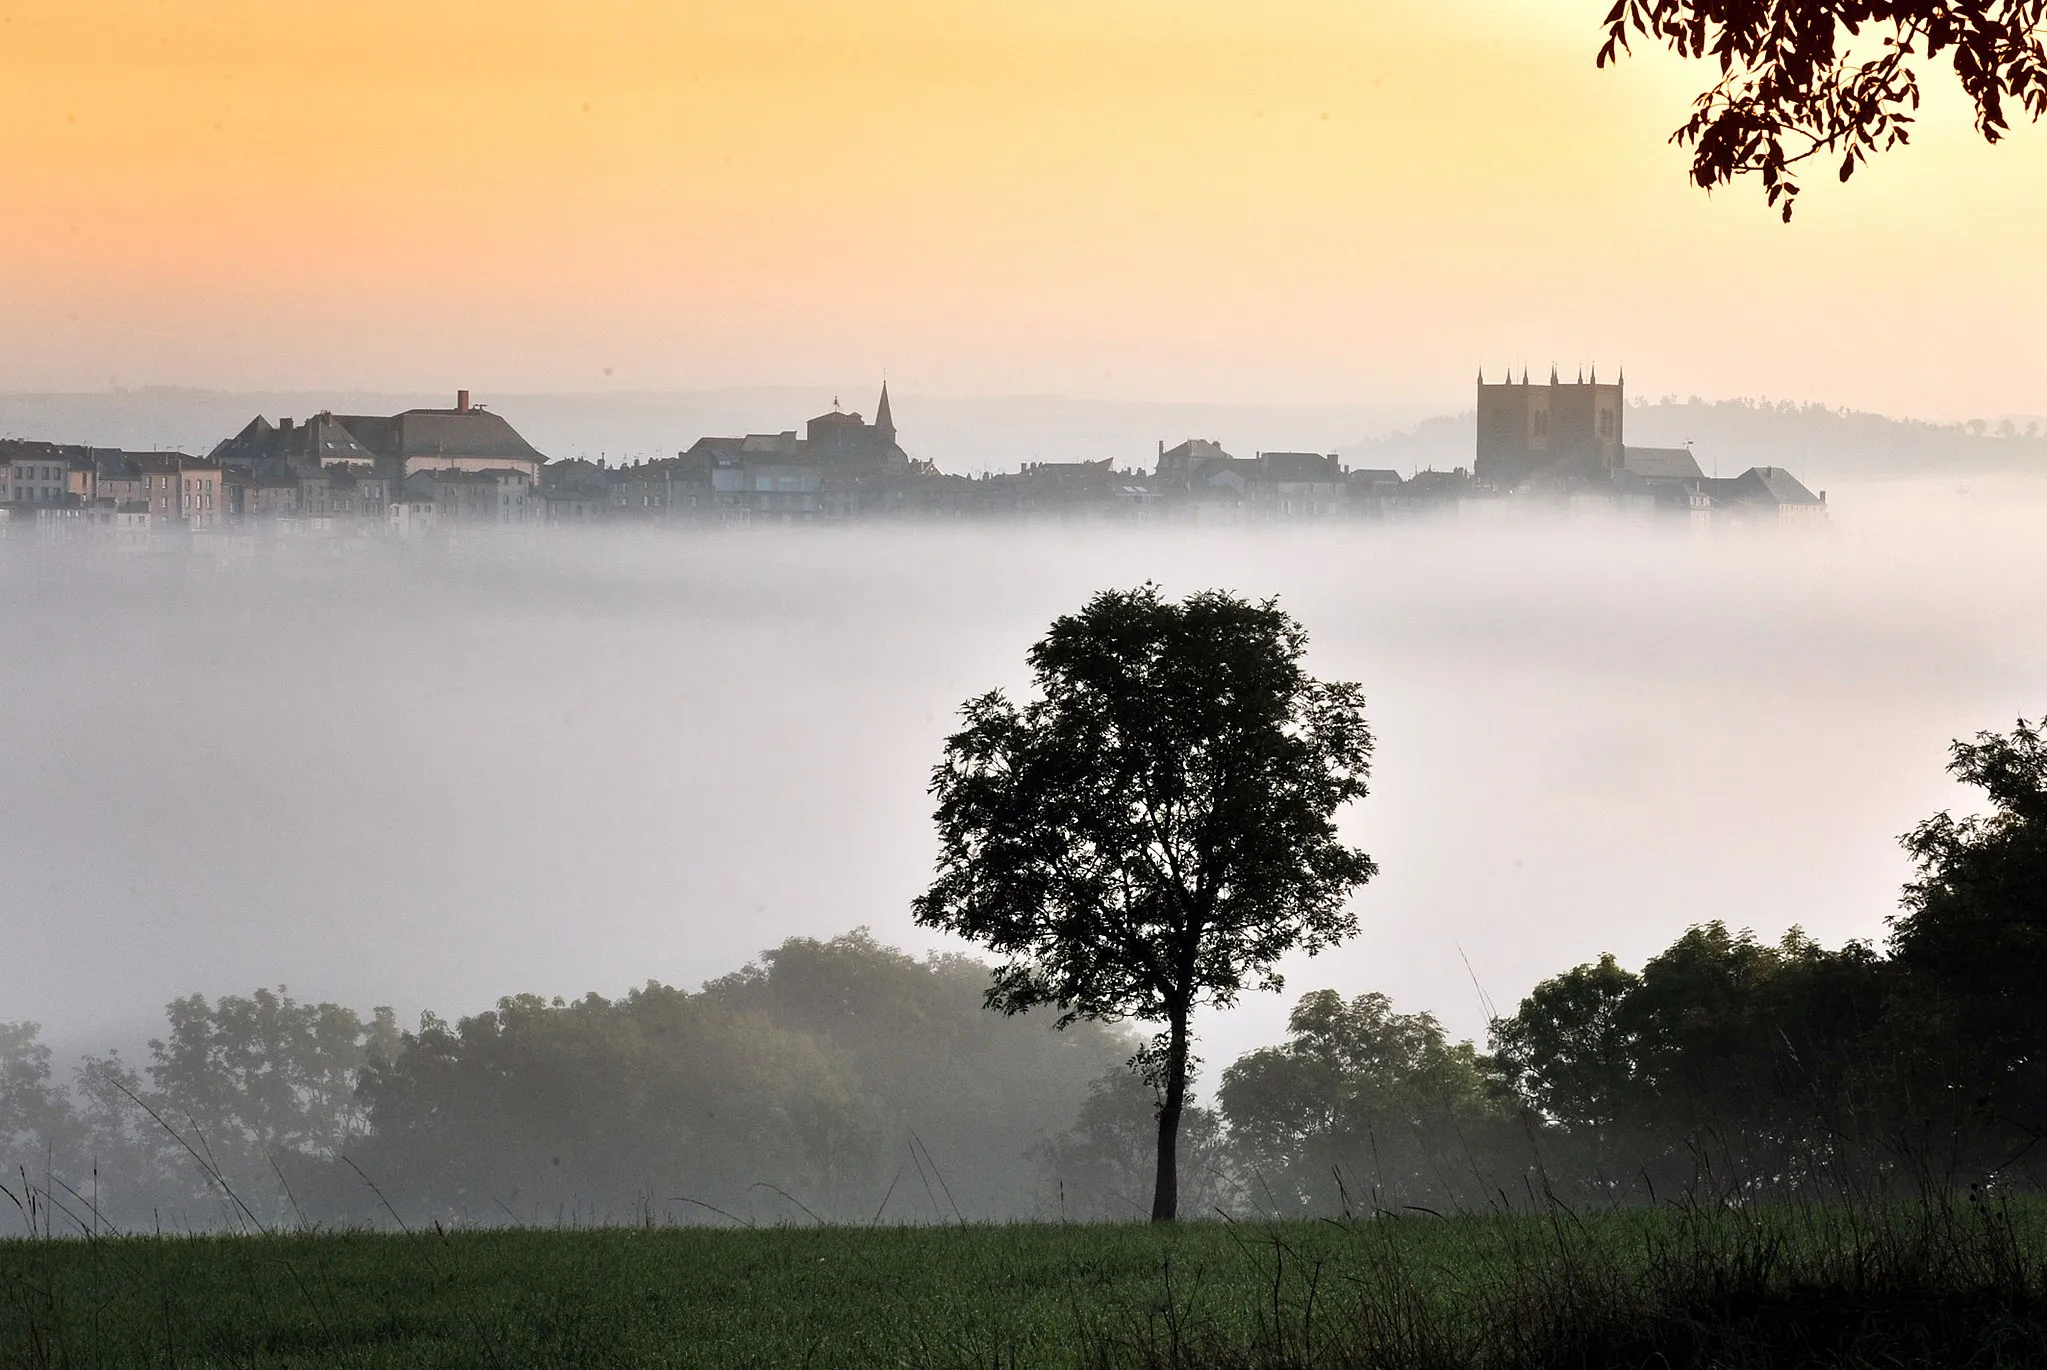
4;477;2045;1072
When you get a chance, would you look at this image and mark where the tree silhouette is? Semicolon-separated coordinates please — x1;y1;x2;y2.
913;586;1376;1221
1597;1;2047;218
1891;716;2047;1135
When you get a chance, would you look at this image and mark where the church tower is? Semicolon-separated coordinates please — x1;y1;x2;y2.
874;381;895;447
1474;364;1624;490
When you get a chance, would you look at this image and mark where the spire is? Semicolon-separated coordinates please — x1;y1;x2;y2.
1590;363;1597;384
1478;366;1484;385
1550;363;1558;385
875;380;895;440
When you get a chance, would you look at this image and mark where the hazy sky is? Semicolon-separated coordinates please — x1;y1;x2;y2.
2;1;2043;417
7;482;2046;1074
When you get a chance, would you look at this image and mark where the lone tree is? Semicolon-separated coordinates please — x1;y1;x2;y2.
1595;0;2047;218
912;586;1376;1222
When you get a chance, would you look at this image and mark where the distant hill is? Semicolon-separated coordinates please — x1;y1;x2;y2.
1340;399;2047;485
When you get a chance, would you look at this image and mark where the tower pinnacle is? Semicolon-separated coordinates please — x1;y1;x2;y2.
875;380;895;442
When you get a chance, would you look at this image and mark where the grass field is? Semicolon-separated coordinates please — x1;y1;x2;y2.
6;1199;2047;1368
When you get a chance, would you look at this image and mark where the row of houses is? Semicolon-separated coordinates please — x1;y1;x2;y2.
0;375;1829;542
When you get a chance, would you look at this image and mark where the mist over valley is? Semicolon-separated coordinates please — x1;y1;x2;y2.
7;476;2042;1078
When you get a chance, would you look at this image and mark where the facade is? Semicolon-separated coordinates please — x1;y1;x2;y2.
132;454;225;529
388;496;438;539
1252;452;1345;518
94;453;146;507
1476;367;1625;490
85;503;152;552
2;443;80;507
402;467;534;525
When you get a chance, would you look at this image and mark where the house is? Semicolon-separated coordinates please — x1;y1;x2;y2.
212;412;379;473
212;392;546;482
131;453;225;529
1346;468;1404;518
1695;466;1828;526
1250;452;1345;518
94;452;146;507
228;469;302;520
403;467;535;525
85;502;152;552
610;457;712;519
388;495;438;539
1;441;85;507
687;432;823;520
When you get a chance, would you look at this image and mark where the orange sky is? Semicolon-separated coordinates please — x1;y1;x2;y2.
2;0;2042;418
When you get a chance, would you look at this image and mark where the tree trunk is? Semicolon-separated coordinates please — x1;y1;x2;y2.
1150;1011;1189;1223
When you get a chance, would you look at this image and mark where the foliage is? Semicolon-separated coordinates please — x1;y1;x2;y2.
1491;923;1894;1197
914;585;1376;1220
148;989;394;1179
1219;990;1515;1216
1033;1067;1232;1221
0;1022;65;1158
700;931;1131;1218
1597;0;2047;218
357;982;883;1226
1891;716;2047;1138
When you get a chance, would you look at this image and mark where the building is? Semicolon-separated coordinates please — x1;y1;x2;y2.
678;385;906;520
132;453;225;529
403;467;534;525
212;392;546;482
94;453;146;507
803;384;910;477
1251;452;1345;518
1473;367;1825;528
85;502;152;552
213;412;380;473
1;441;85;507
1696;466;1828;525
1476;367;1625;490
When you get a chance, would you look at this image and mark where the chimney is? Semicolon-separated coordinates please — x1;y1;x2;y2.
457;389;471;414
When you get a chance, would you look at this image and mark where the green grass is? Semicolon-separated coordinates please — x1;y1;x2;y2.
6;1200;2047;1368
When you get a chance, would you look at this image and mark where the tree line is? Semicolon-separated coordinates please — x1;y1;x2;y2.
7;768;2044;1233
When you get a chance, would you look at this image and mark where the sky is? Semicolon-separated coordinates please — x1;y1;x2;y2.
1;0;2043;418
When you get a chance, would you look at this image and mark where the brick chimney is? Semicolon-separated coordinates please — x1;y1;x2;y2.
456;389;471;414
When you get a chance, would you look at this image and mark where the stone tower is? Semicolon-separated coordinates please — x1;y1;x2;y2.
1474;365;1624;490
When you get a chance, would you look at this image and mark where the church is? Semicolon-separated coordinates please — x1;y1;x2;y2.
1475;366;1630;490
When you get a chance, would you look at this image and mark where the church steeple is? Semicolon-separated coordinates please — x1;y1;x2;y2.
875;380;895;443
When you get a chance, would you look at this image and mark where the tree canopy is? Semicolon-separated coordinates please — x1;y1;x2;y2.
913;585;1377;1221
1891;717;2047;1135
1596;0;2047;217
